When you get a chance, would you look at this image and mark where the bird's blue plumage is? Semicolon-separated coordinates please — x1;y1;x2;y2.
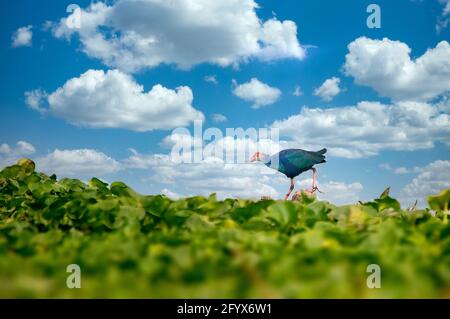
265;148;326;178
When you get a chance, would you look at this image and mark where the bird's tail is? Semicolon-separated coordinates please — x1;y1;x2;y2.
317;148;327;155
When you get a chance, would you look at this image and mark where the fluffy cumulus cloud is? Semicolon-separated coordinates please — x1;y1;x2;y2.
124;133;281;198
344;37;450;101
37;149;121;177
313;77;341;101
271;100;450;158
232;78;282;108
0;140;362;201
319;181;364;204
124;148;362;202
25;69;203;131
51;0;305;72
126;153;280;199
401;160;450;207
11;25;33;47
123;133;362;201
0;141;120;177
159;130;281;164
0;141;36;168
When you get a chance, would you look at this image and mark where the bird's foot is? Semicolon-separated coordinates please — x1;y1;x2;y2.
310;186;323;194
292;189;316;201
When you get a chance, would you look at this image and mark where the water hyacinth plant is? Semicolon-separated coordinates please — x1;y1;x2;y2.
0;159;449;298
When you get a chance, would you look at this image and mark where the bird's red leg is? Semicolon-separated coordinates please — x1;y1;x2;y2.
284;178;295;200
310;168;323;193
312;168;317;190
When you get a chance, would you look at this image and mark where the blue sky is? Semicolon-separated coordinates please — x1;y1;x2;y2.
1;0;449;206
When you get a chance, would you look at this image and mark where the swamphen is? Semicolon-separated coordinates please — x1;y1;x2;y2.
251;148;327;200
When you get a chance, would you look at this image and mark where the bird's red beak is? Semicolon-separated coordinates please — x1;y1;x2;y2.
250;152;260;162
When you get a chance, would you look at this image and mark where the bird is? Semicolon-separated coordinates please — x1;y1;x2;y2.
250;148;327;200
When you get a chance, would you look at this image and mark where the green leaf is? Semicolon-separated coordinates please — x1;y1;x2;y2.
141;195;171;217
375;195;401;211
264;201;298;229
428;189;450;212
17;158;35;175
89;177;109;194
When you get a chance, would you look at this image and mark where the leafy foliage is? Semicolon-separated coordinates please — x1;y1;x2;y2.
0;160;449;298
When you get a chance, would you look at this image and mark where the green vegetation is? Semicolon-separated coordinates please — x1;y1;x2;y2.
0;159;449;298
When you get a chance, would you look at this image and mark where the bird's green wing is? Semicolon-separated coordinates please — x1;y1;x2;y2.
282;149;326;170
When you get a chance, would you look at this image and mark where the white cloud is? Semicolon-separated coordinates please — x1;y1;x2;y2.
24;89;47;111
401;160;450;207
204;75;218;85
393;167;410;175
443;0;450;15
158;131;281;165
271;100;450;158
52;1;305;72
0;141;35;157
25;69;204;131
11;25;33;47
37;149;121;177
212;113;227;123
293;85;303;97
437;18;449;33
257;18;305;61
313;77;341;101
344;37;450;101
124;145;361;201
125;133;355;200
0;140;363;202
0;141;36;168
125;134;284;198
161;188;184;199
232;78;281;108
437;0;450;32
125;152;280;199
379;163;416;174
319;181;364;204
15;141;36;155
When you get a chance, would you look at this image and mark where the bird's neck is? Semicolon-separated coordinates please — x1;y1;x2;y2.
260;154;271;165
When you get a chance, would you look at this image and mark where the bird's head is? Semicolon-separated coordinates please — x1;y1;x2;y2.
250;151;268;163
